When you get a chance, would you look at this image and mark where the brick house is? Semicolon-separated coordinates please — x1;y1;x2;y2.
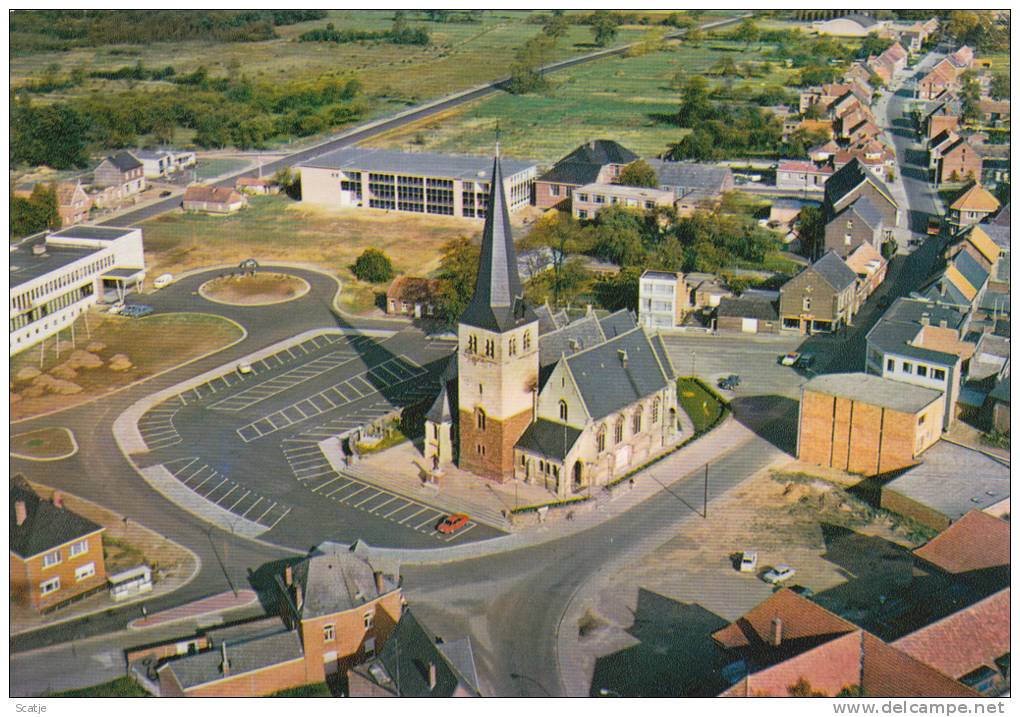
824;195;884;258
713;589;977;697
779;251;859;334
797;372;944;476
775;160;833;192
934;135;983;186
182;184;247;214
571;183;674;220
385;276;440;318
56;182;92;226
10;477;107;612
533;140;638;210
157;544;404;697
824;158;900;234
715;295;779;334
93;151;146;195
947;183;1001;229
916;60;958;101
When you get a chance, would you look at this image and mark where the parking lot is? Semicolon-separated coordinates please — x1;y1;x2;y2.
133;329;501;547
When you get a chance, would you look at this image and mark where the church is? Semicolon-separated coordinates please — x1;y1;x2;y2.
424;149;684;500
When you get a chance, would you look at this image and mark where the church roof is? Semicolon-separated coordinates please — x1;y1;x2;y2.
425;383;454;425
459;153;537;333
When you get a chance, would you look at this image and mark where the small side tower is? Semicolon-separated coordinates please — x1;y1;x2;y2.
423;382;455;472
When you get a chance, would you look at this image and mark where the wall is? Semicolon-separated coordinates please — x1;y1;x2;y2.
12;529;107;611
534;181;572;210
824;210;880;258
880;488;951;532
177;657;309;697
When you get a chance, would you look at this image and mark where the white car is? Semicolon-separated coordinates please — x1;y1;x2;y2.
237;361;253;375
107;302;125;315
739;551;758;573
763;564;797;585
153;273;174;289
781;352;800;367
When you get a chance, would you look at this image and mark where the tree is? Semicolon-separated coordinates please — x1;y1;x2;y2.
11;97;89;169
618;160;658;188
273;168;301;199
858;32;892;59
10;183;61;238
797;205;826;260
517;212;592;305
542;13;569;38
732;18;760;48
868;72;885;89
676;76;712;127
351;248;395;283
592;205;647;267
990;73;1010;100
788;678;827;697
593;267;640;311
434;236;480;323
960;71;983;123
507;33;556;94
590;10;618;46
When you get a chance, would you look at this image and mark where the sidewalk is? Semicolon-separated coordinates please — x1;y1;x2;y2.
128;590;259;630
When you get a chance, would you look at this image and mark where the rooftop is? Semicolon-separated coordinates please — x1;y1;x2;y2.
49;225;137;241
645;159;732;194
10;241;103;288
884;445;1009;525
288;542;398;620
913;508;1010;575
950;184;1001;213
574;182;673;202
538;140;639;185
716;295;778;321
302;147;535;181
160;625;304;690
804;372;943;414
516;418;583;461
10;477;103;560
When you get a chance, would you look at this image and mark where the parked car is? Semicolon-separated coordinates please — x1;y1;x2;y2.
159;190;173;198
739;550;758;573
795;353;816;370
781;352;800;366
437;513;470;534
718;375;741;390
106;302;125;315
121;304;154;318
876;295;892;310
237;361;253;375
763;564;797;584
787;584;814;597
153;273;174;289
926;216;941;235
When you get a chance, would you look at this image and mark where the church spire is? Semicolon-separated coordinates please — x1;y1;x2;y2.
458;146;536;333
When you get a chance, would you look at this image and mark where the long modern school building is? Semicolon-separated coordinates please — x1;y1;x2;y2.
298;147;536;219
9;226;146;355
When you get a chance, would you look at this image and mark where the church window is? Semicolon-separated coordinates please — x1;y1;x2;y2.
614;417;624;444
468;335;478;353
485;338;495;358
632;409;642;434
523;331;532;351
596;425;606;453
476;409;486;431
559;400;568;421
652;397;660;424
433;424;439;440
509;336;517;356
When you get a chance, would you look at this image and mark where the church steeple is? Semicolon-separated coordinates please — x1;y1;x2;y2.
459;150;537;333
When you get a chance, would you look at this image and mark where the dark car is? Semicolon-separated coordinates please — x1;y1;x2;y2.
926;216;941;235
718;375;741;390
159;190;173;198
120;304;154;318
795;353;815;370
876;295;892;310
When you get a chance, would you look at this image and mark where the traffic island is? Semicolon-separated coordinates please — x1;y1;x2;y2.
9;427;78;461
198;271;310;306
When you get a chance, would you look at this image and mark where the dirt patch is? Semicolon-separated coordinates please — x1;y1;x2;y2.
200;272;309;306
10;427;77;460
10;311;242;421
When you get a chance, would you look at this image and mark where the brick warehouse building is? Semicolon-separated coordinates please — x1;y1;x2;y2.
797;373;945;476
10;477;108;612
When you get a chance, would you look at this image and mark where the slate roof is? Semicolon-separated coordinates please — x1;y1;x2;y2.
649;333;677;381
867;298;969;364
563;328;671;421
598;308;638;338
913;509;1010;574
459;154;538;333
989;376;1010;404
804;372;943;414
811;251;858;291
538;140;638;185
893;588;1010;680
516;418;583;461
646;160;732;196
534;303;564;335
991;202;1010;226
843;12;879;28
537;311;606;367
963;225;1004;262
844;195;883;230
716;296;778;321
350;609;480;697
159;625;304;690
425;383;453;425
103;150;142;172
824;158;896;213
287;542;398;620
10;478;103;560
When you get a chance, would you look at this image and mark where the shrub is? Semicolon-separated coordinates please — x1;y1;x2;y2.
351;249;395;283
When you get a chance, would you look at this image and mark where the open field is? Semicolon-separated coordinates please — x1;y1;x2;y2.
50;677;151;698
10;312;243;420
364;36;800;162
195;158;251;180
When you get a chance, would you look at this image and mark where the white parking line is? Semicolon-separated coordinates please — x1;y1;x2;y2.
399;507;428;525
372;496;399;513
444;523;477;542
226;489;250;511
415;513;441;529
203;477;228;496
168;457;197;474
382;501;411;518
242;497;263;518
335;484;367;500
255;501;277;523
217;484;238;504
313;475;342;492
354;491;383;508
193;470;220;491
266;507;290;530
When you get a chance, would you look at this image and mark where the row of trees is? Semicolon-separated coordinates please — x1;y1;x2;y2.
299;16;429;46
11;184;61;238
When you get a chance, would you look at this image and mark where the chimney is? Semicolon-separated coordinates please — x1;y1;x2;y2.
373;571;385;595
770;617;783;648
14;500;27;527
52;491;63;509
220;643;230;675
939;319;948;328
284;565;293;587
618;349;629;368
920;313;930;326
427;661;438;691
294;583;303;612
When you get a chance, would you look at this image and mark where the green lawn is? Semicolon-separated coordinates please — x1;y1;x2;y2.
269;682;333;697
51;677;150;697
676;377;726;434
195;158;250;180
365;36;800;163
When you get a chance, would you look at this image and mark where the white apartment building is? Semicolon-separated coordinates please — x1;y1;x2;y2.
638;270;688;331
132;149;198;179
10;226;146;355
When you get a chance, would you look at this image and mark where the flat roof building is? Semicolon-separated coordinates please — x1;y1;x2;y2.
9;226;145;355
298;147;536;219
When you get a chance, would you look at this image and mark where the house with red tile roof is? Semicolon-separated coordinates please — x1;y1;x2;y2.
713;589;979;697
912;509;1010;578
893;588;1009;695
917;61;958;101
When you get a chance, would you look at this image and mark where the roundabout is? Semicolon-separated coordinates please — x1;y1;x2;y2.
198;271;310;306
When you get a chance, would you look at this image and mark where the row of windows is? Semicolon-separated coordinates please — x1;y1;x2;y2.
321;609;374;642
11;283;95;334
466;331;532;358
39;568;95;597
593;398;662;452
885;357;946;382
577;192;657;210
42;539;91;569
13;254;113;311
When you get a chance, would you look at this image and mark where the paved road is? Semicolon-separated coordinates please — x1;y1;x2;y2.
100;14;749;228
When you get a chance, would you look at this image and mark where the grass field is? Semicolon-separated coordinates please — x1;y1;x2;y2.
51;677;150;697
269;682;333;697
364;36;799;163
195;158;251;180
9;427;76;459
676;377;726;434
